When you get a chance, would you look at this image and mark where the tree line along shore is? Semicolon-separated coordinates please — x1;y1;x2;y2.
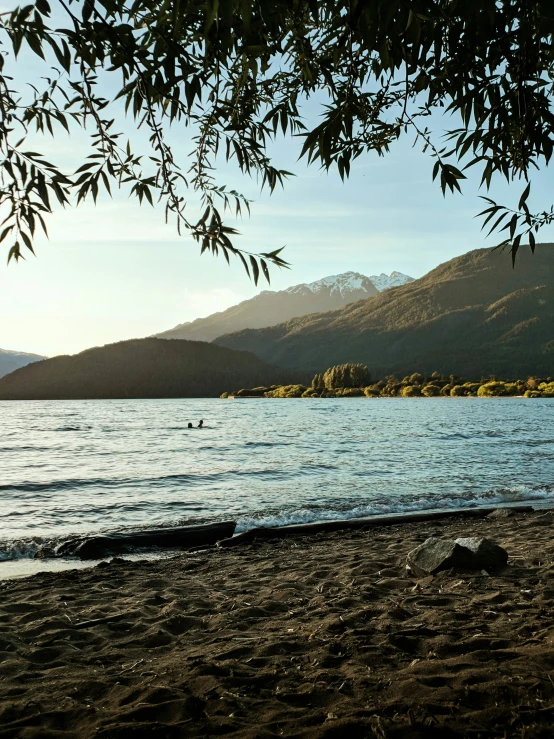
222;363;554;399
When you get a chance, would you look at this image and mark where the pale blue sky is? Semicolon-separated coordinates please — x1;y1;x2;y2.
2;32;553;357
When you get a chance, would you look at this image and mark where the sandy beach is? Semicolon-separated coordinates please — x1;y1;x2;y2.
2;509;554;738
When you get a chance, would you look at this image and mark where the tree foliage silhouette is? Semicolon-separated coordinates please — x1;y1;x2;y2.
322;363;371;390
1;0;552;277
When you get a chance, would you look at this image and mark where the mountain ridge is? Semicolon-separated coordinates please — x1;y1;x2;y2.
214;246;554;379
154;270;413;343
0;348;45;379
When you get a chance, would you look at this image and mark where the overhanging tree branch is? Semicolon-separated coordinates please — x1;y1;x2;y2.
1;0;553;276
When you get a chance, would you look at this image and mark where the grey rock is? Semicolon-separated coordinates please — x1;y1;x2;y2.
406;538;475;577
407;536;508;577
454;537;508;571
487;506;533;519
487;508;514;519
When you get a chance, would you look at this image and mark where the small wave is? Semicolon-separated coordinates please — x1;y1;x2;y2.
244;441;292;448
0;477;117;494
0;538;49;561
235;484;554;533
56;426;92;432
0;467;296;495
0;446;52;452
0;518;213;561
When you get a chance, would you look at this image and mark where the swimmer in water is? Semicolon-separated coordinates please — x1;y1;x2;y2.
187;422;193;428
198;419;204;428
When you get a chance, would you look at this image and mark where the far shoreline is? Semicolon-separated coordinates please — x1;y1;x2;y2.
1;394;551;401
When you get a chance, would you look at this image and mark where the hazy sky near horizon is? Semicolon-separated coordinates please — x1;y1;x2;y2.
2;43;554;357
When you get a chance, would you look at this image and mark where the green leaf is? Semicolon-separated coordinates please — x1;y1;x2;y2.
7;242;22;264
249;255;259;285
518;182;531;211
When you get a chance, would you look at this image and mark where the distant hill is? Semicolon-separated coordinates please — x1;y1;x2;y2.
0;348;45;379
154;270;413;342
215;246;554;379
0;339;294;400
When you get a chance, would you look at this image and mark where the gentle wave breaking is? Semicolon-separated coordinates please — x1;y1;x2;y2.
1;484;552;562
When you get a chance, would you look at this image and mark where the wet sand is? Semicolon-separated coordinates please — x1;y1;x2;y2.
2;509;554;738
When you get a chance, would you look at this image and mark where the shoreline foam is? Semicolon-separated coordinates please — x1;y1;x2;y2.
0;502;544;580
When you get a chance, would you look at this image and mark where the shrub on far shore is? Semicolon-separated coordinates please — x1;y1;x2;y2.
265;384;307;398
337;387;364;397
477;381;510;397
401;385;421;397
222;371;554;399
422;384;440;397
234;387;267;397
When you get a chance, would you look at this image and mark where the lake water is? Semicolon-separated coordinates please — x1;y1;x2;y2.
1;398;553;572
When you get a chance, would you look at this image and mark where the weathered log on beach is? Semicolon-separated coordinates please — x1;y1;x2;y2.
56;521;237;560
217;507;534;549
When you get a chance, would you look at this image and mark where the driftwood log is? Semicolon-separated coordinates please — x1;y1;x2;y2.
217;507;535;549
56;521;237;559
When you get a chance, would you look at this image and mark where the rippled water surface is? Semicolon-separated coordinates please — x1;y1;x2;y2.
1;398;553;559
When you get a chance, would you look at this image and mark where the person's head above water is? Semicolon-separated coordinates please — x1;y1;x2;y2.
187;422;193;428
198;419;204;428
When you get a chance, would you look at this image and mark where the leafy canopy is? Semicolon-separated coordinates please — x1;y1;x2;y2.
1;0;553;279
322;363;371;389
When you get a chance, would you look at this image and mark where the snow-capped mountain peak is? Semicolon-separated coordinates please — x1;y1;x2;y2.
369;271;414;291
155;269;415;342
284;270;414;297
286;271;376;298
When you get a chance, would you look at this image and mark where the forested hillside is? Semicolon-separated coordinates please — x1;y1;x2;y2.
0;339;292;399
215;246;554;379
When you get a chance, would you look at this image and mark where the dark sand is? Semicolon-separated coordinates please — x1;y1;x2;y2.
2;509;554;738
